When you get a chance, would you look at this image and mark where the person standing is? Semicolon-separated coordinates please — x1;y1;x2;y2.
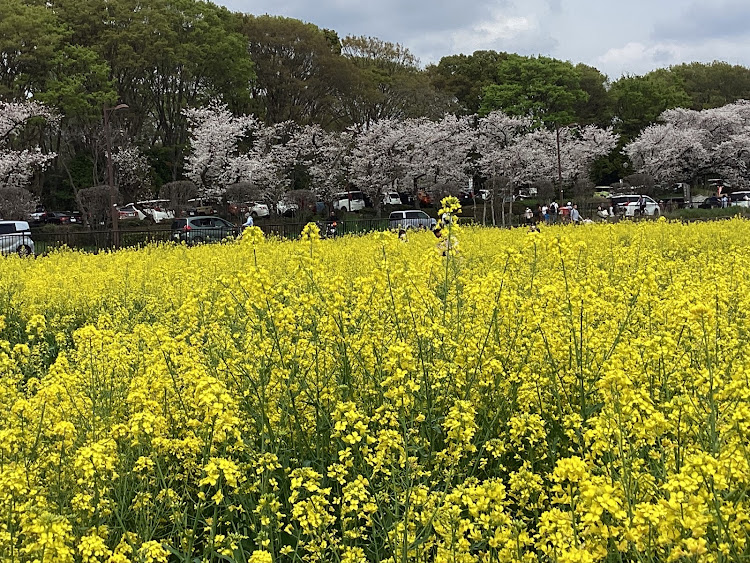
570;204;581;224
524;207;534;225
549;200;559;223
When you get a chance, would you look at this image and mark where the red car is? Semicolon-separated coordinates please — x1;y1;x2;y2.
41;211;72;224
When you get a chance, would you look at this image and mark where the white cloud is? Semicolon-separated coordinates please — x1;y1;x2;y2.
452;15;535;51
444;1;557;59
599;37;750;77
219;0;750;77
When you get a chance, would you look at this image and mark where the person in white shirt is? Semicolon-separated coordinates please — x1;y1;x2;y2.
524;207;534;225
242;213;254;228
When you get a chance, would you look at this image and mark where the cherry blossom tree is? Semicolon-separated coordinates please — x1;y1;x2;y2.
474;111;617;223
625;100;750;187
113;145;152;202
248;121;303;210
349;119;409;212
183;102;259;197
0;101;57;210
400;115;474;197
290;125;353;205
184;105;313;209
475;111;533;224
624;123;710;186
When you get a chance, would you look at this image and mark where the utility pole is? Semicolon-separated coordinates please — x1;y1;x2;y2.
556;124;563;202
104;104;128;249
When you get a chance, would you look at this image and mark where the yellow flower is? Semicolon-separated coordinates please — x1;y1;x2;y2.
249;550;273;563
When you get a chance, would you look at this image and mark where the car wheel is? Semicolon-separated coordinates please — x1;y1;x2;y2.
192;236;204;244
653;208;660;217
17;245;32;258
340;206;347;213
251;211;258;218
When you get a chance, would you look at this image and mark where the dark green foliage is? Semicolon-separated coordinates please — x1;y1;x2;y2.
427;51;510;115
478;55;588;127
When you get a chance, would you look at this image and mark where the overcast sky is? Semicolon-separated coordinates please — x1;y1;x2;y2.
218;0;750;79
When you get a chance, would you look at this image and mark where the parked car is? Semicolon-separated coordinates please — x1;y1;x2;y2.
398;192;415;206
118;203;146;221
0;221;34;256
136;200;175;223
276;200;299;216
228;201;269;218
65;211;83;224
333;191;366;212
389;210;437;230
458;188;476;205
41;211;73;224
29;206;46;224
228;202;248;216
247;202;270;218
730;191;750;208
382;192;402;206
611;195;661;217
416;190;433;207
516;187;538;200
171;216;237;244
186;198;218;216
699;196;723;209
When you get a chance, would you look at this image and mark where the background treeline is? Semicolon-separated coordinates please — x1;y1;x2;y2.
4;0;750;209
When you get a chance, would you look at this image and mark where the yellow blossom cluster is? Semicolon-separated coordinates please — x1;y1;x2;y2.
1;207;750;562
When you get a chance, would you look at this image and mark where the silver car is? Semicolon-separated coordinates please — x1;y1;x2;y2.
389;210;437;230
0;221;35;256
171;216;237;244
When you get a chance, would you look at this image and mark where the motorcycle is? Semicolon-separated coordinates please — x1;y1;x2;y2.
316;220;339;239
325;220;338;238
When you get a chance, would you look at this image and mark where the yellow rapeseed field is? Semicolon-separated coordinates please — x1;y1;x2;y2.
1;199;750;562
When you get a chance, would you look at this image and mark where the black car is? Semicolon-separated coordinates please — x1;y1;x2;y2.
698;196;723;209
64;211;83;224
398;192;415;206
458;189;477;205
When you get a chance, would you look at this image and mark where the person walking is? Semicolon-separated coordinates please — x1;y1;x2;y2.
242;213;254;229
637;195;646;216
549;200;559;223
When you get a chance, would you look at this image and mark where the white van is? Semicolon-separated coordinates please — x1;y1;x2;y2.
0;221;34;256
333;191;365;212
